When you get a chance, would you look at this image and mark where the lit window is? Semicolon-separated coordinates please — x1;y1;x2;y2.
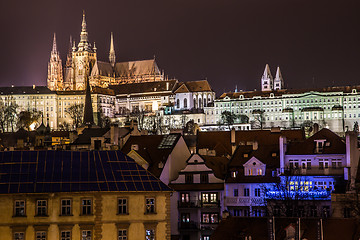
145;229;155;240
145;198;156;214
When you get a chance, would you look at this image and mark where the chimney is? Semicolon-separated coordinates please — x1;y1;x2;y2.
166;82;169;91
279;136;287;174
231;128;236;155
110;124;119;145
346;131;360;189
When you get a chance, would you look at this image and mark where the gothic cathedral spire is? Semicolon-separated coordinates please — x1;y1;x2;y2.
261;64;273;91
77;10;91;52
274;66;284;90
47;33;64;91
109;32;116;67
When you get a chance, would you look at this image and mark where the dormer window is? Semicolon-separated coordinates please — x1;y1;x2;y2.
315;140;326;153
231;171;238;178
243;158;266;176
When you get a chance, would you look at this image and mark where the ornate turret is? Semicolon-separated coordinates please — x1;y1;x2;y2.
109;32;116;67
66;35;73;67
261;64;273;91
47;33;63;91
273;66;284;90
77;11;92;52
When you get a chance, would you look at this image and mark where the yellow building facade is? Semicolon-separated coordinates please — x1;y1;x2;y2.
0;150;172;240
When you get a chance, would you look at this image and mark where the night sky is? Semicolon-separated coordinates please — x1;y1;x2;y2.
0;0;359;95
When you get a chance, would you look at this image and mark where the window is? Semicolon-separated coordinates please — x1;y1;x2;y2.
61;199;71;216
14;232;24;240
81;230;92;240
176;99;180;108
200;173;209;183
203;236;210;240
233;189;239;197
344;207;352;218
202;193;218;203
181;193;190;203
183;98;187;108
145;198;156;214
36;200;47;216
60;231;71;240
310;206;318;217
14;200;26;216
185;174;193;183
36;231;46;240
118;198;127;214
81;199;92;215
145;229;155;240
319;159;329;169
289;159;299;169
244;188;249;197
181;213;190;223
118;229;127;240
332;159;342;169
254;188;261;197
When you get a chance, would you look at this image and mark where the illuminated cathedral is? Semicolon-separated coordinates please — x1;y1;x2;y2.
47;12;164;91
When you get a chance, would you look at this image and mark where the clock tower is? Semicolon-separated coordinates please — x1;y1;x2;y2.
72;11;97;90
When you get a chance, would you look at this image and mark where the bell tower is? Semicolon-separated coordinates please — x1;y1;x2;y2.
47;33;63;91
72;11;97;90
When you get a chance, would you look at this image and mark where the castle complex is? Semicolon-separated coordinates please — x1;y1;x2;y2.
47;12;164;91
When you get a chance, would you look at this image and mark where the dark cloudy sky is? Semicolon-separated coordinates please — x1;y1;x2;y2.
0;0;359;94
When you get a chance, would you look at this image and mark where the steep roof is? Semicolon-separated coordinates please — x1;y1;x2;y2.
174;80;213;93
226;144;280;183
92;59;162;78
286;128;345;155
122;134;181;178
72;127;110;145
197;129;305;157
109;80;178;95
0;150;172;194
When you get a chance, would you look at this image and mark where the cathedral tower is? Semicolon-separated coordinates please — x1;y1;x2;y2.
47;33;63;91
261;64;273;91
71;11;97;90
109;32;116;67
273;66;284;90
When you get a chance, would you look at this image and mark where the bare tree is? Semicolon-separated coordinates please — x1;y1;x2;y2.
3;98;19;132
65;103;84;129
251;109;266;129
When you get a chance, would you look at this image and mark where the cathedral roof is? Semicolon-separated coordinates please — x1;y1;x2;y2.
91;59;162;78
109;80;178;95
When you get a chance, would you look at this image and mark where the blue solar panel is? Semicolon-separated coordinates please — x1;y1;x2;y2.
0;150;171;194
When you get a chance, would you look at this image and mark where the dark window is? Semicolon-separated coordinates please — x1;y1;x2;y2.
254;188;261;197
14;232;25;240
200;173;209;183
244;188;249;197
36;200;47;216
118;229;127;240
61;199;71;216
60;231;71;240
185;174;193;184
36;231;46;240
81;199;92;215
81;230;91;240
118;198;127;214
233;189;239;197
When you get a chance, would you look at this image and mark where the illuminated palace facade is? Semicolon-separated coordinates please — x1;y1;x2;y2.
204;64;360;135
47;12;164;91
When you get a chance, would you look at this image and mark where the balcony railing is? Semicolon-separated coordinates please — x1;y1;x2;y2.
178;221;200;231
225;197;264;206
178;200;221;208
